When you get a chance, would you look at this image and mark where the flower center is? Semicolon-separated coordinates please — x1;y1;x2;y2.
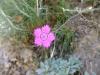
40;33;48;41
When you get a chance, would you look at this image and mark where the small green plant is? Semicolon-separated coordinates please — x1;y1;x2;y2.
36;56;82;75
0;0;43;42
55;27;75;57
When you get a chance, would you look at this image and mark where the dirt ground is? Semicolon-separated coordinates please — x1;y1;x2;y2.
66;11;100;75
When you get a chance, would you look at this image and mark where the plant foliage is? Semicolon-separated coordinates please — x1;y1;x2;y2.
36;56;82;75
0;0;42;43
55;27;75;57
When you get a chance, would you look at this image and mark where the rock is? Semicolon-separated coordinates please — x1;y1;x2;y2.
66;14;100;75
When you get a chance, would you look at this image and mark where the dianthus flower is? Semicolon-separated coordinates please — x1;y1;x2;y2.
33;25;55;48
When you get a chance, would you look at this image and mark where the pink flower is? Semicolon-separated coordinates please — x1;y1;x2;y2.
33;24;55;48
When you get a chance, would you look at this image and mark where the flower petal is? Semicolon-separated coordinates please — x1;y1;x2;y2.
42;25;51;34
34;38;42;46
34;28;42;38
47;32;55;42
42;40;51;48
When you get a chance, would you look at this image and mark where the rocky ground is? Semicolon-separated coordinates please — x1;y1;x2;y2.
66;11;100;75
0;38;37;75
